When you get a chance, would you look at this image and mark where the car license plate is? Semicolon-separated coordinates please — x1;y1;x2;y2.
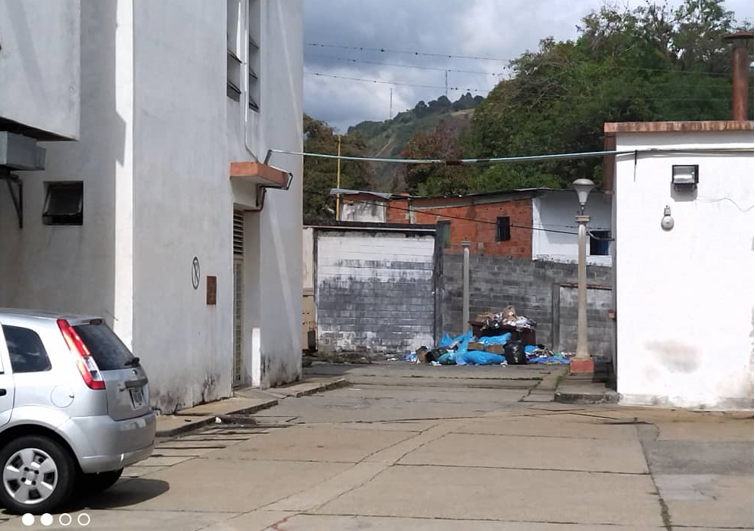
130;387;145;409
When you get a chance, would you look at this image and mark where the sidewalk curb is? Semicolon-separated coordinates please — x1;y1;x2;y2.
554;389;620;404
155;378;349;438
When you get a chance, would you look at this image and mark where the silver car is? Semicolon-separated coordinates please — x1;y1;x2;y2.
0;309;155;514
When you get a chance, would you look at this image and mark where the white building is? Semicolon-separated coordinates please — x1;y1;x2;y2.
334;188;612;265
608;121;754;409
0;0;304;413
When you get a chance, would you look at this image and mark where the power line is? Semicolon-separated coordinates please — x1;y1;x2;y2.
271;146;752;166
306;71;732;99
306;42;510;64
305;53;503;76
306;42;736;77
305;71;489;93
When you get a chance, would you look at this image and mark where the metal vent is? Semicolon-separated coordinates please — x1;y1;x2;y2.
233;211;244;256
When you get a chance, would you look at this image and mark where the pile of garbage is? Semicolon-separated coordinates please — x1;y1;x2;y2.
478;305;537;332
404;331;572;367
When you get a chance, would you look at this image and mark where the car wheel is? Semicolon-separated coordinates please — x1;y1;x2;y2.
78;468;123;494
0;435;75;515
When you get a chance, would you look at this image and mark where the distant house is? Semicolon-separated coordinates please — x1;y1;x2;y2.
607;120;753;409
334;188;612;265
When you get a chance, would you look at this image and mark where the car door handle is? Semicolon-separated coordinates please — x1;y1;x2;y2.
0;389;6;396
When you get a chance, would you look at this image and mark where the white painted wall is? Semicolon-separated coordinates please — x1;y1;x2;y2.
131;0;233;412
0;0;81;139
340;200;387;222
613;130;754;409
230;0;304;388
0;0;304;411
532;191;612;266
0;0;130;337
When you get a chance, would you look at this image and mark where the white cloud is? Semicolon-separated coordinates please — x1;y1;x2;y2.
305;0;754;132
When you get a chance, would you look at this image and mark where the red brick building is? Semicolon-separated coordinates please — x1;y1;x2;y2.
334;188;612;263
386;191;537;257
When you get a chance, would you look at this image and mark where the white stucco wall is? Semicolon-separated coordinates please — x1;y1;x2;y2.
0;0;303;411
532;191;612;266
613;130;754;409
0;0;130;336
230;0;304;389
0;0;81;139
131;0;234;412
340;200;387;222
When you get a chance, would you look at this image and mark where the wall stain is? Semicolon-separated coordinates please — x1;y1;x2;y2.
645;340;700;373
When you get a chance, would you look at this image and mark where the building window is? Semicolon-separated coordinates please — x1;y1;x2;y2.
248;0;261;112
496;216;511;242
3;325;52;373
227;0;242;101
437;220;451;249
590;230;611;256
43;182;83;225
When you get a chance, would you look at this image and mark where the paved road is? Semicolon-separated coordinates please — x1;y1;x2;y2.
1;366;752;530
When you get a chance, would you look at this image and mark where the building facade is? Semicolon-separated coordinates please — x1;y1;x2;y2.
0;0;304;413
338;188;612;265
609;121;753;409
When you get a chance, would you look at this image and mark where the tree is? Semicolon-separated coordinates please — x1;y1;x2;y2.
303;115;375;221
465;0;752;190
401;120;471;196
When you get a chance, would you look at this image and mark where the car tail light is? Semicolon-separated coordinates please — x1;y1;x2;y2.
57;319;105;390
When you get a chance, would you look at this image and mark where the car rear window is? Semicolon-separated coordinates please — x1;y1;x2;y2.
73;322;135;370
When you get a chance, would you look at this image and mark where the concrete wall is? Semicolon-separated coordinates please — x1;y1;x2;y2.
440;253;613;357
0;0;304;411
340;199;387;223
315;229;436;355
0;0;129;335
230;0;304;388
131;0;233;412
532;191;612;266
614;130;754;409
0;0;81;139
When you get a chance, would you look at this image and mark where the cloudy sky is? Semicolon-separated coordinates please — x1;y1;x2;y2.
303;0;754;132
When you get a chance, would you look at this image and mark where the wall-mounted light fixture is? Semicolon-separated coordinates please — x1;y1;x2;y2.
672;165;699;191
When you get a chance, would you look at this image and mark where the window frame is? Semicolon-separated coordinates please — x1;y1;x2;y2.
43;181;83;226
589;230;612;256
496;216;511;242
2;325;52;374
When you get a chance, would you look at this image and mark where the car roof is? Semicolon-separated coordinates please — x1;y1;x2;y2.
0;308;101;322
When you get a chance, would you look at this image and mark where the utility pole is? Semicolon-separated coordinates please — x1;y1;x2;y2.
461;241;470;334
389;88;393;120
445;70;449;97
335;135;342;221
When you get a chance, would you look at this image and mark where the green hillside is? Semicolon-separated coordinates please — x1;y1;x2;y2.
347;93;484;190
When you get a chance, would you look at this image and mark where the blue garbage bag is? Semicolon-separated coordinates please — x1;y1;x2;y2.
459;351;506;366
405;352;418;362
438;333;454;349
436;352;456;365
524;344;538;354
478;333;511;347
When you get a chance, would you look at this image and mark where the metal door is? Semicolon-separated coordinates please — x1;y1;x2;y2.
232;211;244;386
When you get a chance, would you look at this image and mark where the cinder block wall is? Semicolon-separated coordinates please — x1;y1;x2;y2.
440;253;614;356
315;229;436;355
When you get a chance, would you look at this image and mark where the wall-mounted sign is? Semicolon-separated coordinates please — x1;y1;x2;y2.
206;276;217;305
192;257;200;290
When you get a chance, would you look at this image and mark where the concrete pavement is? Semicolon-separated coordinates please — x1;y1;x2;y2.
0;364;751;530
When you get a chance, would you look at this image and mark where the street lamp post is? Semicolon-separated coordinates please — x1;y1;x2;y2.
572;178;595;373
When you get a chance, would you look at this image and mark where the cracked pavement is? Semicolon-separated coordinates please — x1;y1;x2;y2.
0;365;752;530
